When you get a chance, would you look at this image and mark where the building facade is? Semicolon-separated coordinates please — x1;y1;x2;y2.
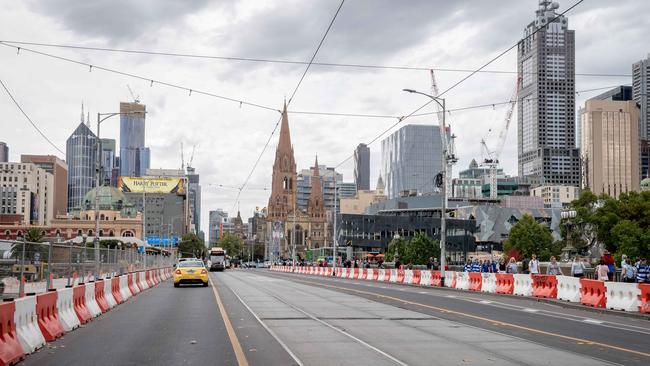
66;119;97;211
186;166;201;234
208;209;228;246
20;155;68;217
381;124;444;199
452;159;505;199
353;143;370;191
119;102;149;177
531;185;580;208
100;138;117;186
581;100;640;197
0;142;8;162
517;1;580;185
0;162;54;225
633;55;649;141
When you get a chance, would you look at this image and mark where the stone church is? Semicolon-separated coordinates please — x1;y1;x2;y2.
266;103;329;260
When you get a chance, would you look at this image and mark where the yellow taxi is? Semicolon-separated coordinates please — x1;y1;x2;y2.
173;260;209;287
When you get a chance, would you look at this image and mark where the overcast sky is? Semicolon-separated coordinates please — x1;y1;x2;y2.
1;0;648;241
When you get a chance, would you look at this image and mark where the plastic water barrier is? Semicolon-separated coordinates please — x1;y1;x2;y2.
389;269;398;283
104;278;117;309
13;296;45;354
455;272;469;291
556;276;582;303
0;301;24;366
513;274;533;296
403;270;413;284
35;291;64;341
420;270;432;286
57;287;81;332
480;273;496;293
604;282;640;312
84;282;102;317
444;271;456;288
119;276;131;302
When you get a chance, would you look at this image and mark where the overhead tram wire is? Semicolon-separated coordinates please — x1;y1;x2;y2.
0;41;278;113
231;0;346;210
335;0;585;168
0;78;65;155
0;40;631;78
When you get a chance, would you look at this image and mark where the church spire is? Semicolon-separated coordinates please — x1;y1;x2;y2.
308;155;324;218
267;102;297;221
278;101;292;155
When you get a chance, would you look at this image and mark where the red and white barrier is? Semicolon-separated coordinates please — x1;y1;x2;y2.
0;301;24;366
56;287;81;332
389;269;398;283
403;270;414;284
444;271;456;288
605;282;640;312
556;276;582;303
480;273;497;293
13;296;45;354
36;291;64;341
85;282;102;317
455;272;469;291
104;278;117;309
513;274;533;297
119;276;132;302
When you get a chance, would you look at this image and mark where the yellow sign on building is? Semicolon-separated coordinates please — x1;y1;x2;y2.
118;176;185;194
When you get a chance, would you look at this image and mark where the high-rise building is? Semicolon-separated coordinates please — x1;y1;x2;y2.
633;55;650;180
100;138;117;186
581;100;640;198
186;166;201;234
381;124;444;199
119;102;149;177
0;162;54;225
297;165;354;215
0;142;8;162
577;86;633;150
517;1;580;185
66;113;97;211
353;143;370;191
209;209;228;246
20;155;68;216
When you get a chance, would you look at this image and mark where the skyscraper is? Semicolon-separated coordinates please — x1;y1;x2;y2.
21;155;68;216
517;1;580;185
0;142;8;162
100;138;117;186
381;124;443;199
633;54;650;179
353;143;370;191
186;166;201;235
209;209;228;246
119;102;149;177
66;113;97;211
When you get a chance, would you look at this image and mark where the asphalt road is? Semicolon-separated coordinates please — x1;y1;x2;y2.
21;270;650;366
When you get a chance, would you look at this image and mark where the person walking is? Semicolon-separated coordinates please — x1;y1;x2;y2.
426;257;434;270
621;259;636;283
529;254;539;274
546;256;562;275
464;259;472;272
570;256;586;278
498;258;506;273
471;259;481;273
506;257;518;274
481;260;490;273
595;259;610;281
636;258;648;283
601;250;615;281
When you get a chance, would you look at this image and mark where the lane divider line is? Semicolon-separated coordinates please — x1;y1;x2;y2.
209;277;250;366
275;273;650;359
221;273;305;366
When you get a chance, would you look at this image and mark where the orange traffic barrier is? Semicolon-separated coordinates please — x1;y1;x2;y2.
383;269;391;282
468;272;483;291
372;269;379;281
72;285;92;324
412;270;422;285
396;270;405;283
353;268;360;279
638;284;650;313
495;274;514;294
579;279;606;308
127;274;138;296
36;292;64;341
0;301;25;366
111;277;124;304
145;271;153;287
361;268;368;280
531;274;558;298
94;280;109;313
431;271;441;287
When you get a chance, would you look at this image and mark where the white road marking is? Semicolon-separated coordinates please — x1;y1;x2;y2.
479;300;492;304
523;308;540;313
583;319;604;325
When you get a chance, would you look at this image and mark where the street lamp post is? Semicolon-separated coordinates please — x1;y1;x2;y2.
402;89;447;286
94;111;145;280
561;209;577;261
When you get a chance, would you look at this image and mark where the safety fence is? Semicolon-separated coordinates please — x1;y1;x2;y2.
270;266;650;314
1;240;174;299
0;267;173;366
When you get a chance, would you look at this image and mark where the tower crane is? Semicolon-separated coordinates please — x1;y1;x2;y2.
127;84;140;103
180;142;185;172
480;77;521;199
187;144;196;171
430;69;458;199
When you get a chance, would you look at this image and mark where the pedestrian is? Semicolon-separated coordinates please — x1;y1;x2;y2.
620;254;628;270
595;259;610;281
529;254;539;274
433;258;439;270
481;260;489;273
471;259;481;273
570;256;585;278
378;259;384;269
426;257;434;270
521;256;529;274
491;260;497;273
636;258;648;283
354;260;359;269
506;257;518;274
395;258;402;270
621;259;636;283
498;258;506;273
546;256;562;275
601;250;615;281
464;259;472;272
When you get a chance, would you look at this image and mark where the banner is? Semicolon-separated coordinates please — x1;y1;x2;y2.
118;176;185;194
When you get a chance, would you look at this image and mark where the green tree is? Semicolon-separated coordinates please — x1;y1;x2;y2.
178;233;205;258
503;214;554;260
385;235;407;262
218;233;243;258
610;220;650;261
403;232;440;265
11;228;48;260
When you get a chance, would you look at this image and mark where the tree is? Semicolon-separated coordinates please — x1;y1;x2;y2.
218;233;243;258
503;214;554;260
385;236;407;262
11;228;48;260
403;232;440;265
178;233;205;258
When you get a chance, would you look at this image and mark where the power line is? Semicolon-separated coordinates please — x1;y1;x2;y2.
336;0;585;168
231;0;345;208
0;41;279;113
0;77;65;155
0;40;630;78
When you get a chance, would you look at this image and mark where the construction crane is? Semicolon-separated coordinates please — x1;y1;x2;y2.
480;77;521;199
127;84;140;103
180;142;185;172
187;145;196;170
430;69;458;199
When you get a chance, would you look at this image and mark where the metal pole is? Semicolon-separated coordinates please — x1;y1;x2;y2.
292;199;296;266
333;176;337;275
67;240;73;286
440;98;447;287
19;238;26;297
46;241;52;290
94;113;101;280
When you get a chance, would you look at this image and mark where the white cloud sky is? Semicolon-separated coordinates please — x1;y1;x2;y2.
1;0;648;242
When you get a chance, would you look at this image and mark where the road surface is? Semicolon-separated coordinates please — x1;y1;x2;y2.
22;269;650;365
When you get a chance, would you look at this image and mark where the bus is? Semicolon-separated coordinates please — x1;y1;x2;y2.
208;247;227;271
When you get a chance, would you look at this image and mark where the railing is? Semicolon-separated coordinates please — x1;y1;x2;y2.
0;240;174;299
